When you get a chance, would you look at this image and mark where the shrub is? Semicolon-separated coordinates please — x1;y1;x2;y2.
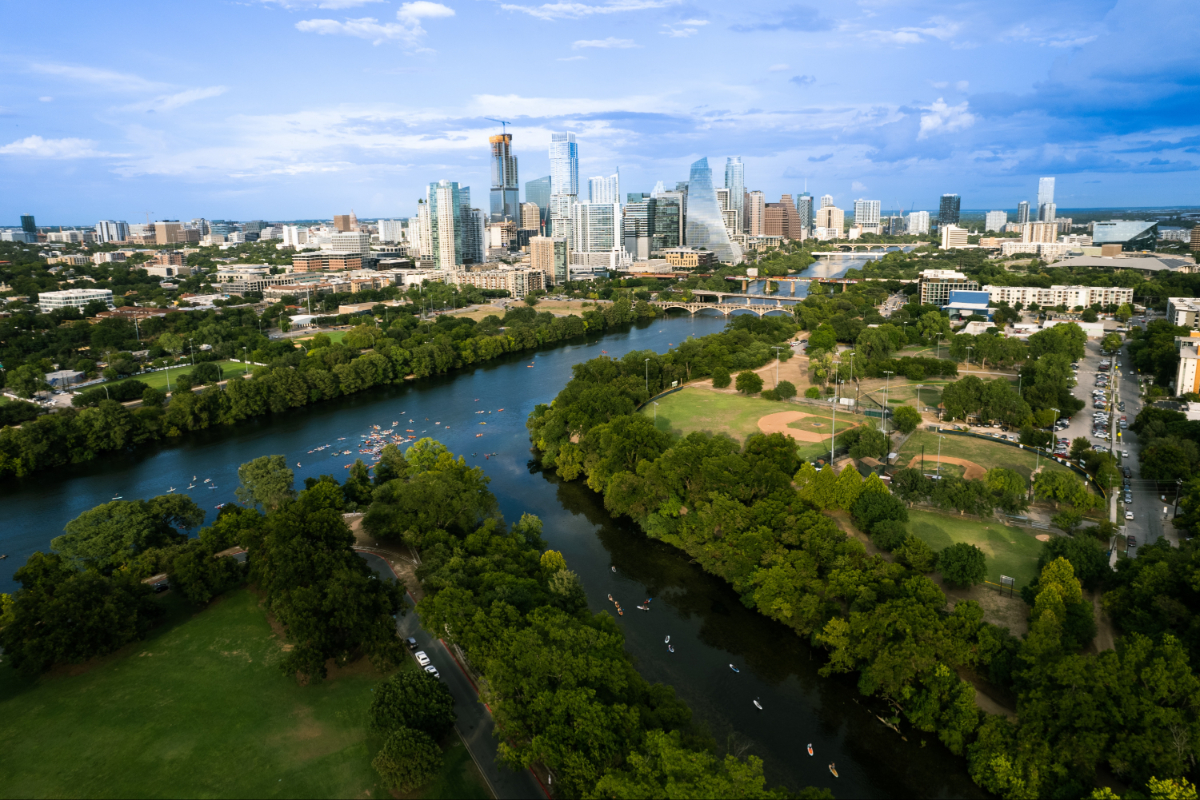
805;387;821;399
711;367;731;388
735;371;764;395
892;405;922;434
895;534;937;572
938;542;987;587
775;380;797;399
760;389;780;401
870;519;909;551
372;727;442;792
142;387;166;409
851;491;909;531
369;669;457;738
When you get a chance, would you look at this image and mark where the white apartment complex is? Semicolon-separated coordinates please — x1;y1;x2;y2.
853;199;881;234
907;210;930;235
377;219;406;243
918;269;979;305
985;211;1007;232
984;284;1134;308
38;288;114;313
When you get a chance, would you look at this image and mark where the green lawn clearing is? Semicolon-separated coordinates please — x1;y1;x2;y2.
907;509;1044;589
0;589;488;800
897;429;1072;483
645;386;869;461
298;329;348;345
102;360;248;393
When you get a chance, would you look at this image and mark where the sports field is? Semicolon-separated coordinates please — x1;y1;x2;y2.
897;429;1071;483
645;386;865;461
0;589;488;799
103;360;248;393
907;510;1044;588
298;329;348;344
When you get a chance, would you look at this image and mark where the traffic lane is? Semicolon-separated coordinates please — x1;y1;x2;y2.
356;551;546;800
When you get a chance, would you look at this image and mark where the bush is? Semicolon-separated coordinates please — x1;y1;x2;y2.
895;534;937;572
760;389;780;401
372;727;442;793
369;669;457;738
735;371;764;395
711;367;731;388
0;399;42;426
892;405;922;434
172;374;194;393
142;387;166;409
870;519;909;551
851;491;909;531
775;380;797;399
938;542;987;587
805;387;821;399
72;380;151;408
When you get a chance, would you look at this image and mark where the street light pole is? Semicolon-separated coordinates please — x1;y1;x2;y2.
772;346;783;388
830;362;840;468
644;358;650;395
882;370;894;437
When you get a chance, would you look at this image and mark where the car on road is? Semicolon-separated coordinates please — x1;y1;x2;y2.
1126;511;1135;520
1128;535;1137;546
405;637;419;650
424;665;441;679
415;650;431;667
153;582;169;593
1123;452;1130;460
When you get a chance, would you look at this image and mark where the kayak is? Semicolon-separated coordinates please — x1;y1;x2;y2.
753;700;763;711
829;765;838;778
730;664;739;673
807;744;813;756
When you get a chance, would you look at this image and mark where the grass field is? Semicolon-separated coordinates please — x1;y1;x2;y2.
103;360;248;393
645;387;865;461
897;429;1071;483
0;589;489;799
297;329;348;344
907;510;1044;588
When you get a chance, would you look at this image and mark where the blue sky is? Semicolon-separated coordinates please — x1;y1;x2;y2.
2;0;1198;223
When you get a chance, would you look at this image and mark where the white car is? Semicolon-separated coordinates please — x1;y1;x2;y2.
1125;511;1135;520
424;665;441;679
1123;450;1129;458
414;650;431;667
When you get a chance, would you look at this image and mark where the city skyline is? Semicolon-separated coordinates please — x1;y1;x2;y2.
2;0;1198;221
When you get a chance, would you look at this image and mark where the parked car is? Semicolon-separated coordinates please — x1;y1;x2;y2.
424;665;441;679
415;650;431;667
1126;511;1135;520
405;637;419;651
153;582;169;594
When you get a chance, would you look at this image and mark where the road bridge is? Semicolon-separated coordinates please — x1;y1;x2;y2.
650;301;795;318
811;242;933;255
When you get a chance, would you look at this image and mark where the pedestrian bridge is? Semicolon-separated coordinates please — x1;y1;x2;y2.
651;301;795;317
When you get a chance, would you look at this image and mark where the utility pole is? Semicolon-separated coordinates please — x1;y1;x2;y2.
772;346;783;388
937;434;945;476
645;358;650;395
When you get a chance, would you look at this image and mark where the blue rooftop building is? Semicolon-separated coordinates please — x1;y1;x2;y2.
943;290;993;320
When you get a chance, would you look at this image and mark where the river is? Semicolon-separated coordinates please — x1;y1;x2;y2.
0;306;981;798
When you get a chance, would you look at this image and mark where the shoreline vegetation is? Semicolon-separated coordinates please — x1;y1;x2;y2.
526;318;1200;800
0;296;659;478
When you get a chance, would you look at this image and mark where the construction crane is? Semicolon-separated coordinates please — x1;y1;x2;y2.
485;118;512;135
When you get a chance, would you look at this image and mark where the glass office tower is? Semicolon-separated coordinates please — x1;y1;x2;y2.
526;176;551;229
938;194;961;227
684;158;743;263
489;134;519;222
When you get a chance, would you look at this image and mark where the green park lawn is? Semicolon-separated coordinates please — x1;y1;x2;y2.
103;360;248;393
0;589;488;800
644;387;863;461
907;510;1044;588
299;329;347;345
897;429;1071;483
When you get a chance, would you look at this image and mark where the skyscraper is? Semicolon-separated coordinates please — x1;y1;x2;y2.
908;210;930;235
520;203;541;231
623;198;655;260
525;176;551;228
427;180;464;269
853;199;882;234
938;194;961;227
463;199;485;265
650;190;682;250
796;192;814;235
724;156;744;233
745;190;765;236
684;157;743;264
1017;201;1031;225
588;171;620;204
531;235;569;285
1037;177;1056;223
549;132;578;196
20;215;36;234
820;194;834;209
489;134;519;222
95;220;129;243
334;214;353;232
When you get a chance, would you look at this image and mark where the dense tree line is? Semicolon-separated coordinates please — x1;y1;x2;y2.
358;438;817;799
0;298;659;478
527;330;1200;798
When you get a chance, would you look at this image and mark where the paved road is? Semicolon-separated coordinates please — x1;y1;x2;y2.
357;551;547;800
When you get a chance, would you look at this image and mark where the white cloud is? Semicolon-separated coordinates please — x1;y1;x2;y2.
122;86;229;113
30;63;169;94
0;135;109;159
573;37;638;49
918;97;975;139
39;96;54;102
862;18;961;46
768;63;789;72
296;2;452;45
955;80;969;91
662;18;706;37
851;181;867;192
500;0;678;22
398;1;454;20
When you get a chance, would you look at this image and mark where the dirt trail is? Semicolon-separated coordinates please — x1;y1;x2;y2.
1091;590;1116;652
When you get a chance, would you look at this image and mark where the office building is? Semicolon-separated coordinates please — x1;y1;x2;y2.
907;210;931;235
520;202;541;232
765;195;805;241
243;220;266;234
1021;222;1058;243
987;285;1134;309
20;215;36;234
724;156;744;232
663;248;716;268
1175;334;1200;395
820;194;834;209
1037;177;1056;223
942;290;994;321
796;192;814;234
884;215;907;236
744;190;765;236
571;202;620;255
489;133;520;222
464;207;486;263
531;235;569;285
549;194;574;243
940;225;969;249
293;252;363;272
918;269;979;305
682;157;743;264
154;221;199;245
938;194;961;227
627;193;650;204
427;180;464;269
1093;220;1159;252
1192;225;1200;253
1017;201;1031;225
331;232;371;257
853;199;882;234
623;199;655;260
38;288;114;313
985;211;1007;232
814;204;844;232
525;176;551;229
282;225;309;247
550;132;578;196
650;192;682;250
1;229;36;243
92;251;126;264
333;214;354;232
588;172;620;205
94;220;129;243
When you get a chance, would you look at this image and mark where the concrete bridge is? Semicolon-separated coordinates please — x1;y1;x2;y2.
651;300;795;317
812;242;933;255
687;290;806;303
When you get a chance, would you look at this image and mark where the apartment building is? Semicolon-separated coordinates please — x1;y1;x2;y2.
662;248;717;268
985;284;1134;308
292;252;363;272
1167;297;1200;329
918;269;979;305
448;267;545;299
1176;332;1200;394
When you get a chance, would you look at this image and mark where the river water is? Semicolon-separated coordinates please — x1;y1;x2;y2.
0;292;980;798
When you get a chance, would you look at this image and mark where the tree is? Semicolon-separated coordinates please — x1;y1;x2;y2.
1051;508;1083;534
235;455;295;511
711;367;731;388
372;727;442;793
832;464;864;510
849;426;888;459
807;324;836;354
1081;309;1099;323
735;371;764;395
369;669;457;738
775;380;797;399
986;468;1028;514
850;490;908;532
938;542;987;587
805;386;821;399
893;405;922;434
142;386;166;409
1115;303;1133;323
51;495;201;571
896;534;937;572
7;364;47;398
1102;333;1124;352
1034;470;1093;510
1069;437;1092;460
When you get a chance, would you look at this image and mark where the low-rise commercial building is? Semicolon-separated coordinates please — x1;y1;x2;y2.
662;248;717;269
918;269;979;306
940;225;969;249
92;251;126;264
1176;333;1200;394
292;252;363;272
47;254;91;266
144;263;195;279
37;288;113;313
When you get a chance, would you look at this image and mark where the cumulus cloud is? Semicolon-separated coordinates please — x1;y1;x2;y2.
501;0;679;21
862;18;961;46
573;37;638;49
918;97;975;139
398;1;455;20
662;19;706;37
0;135;109;159
851;181;867;191
296;1;453;46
